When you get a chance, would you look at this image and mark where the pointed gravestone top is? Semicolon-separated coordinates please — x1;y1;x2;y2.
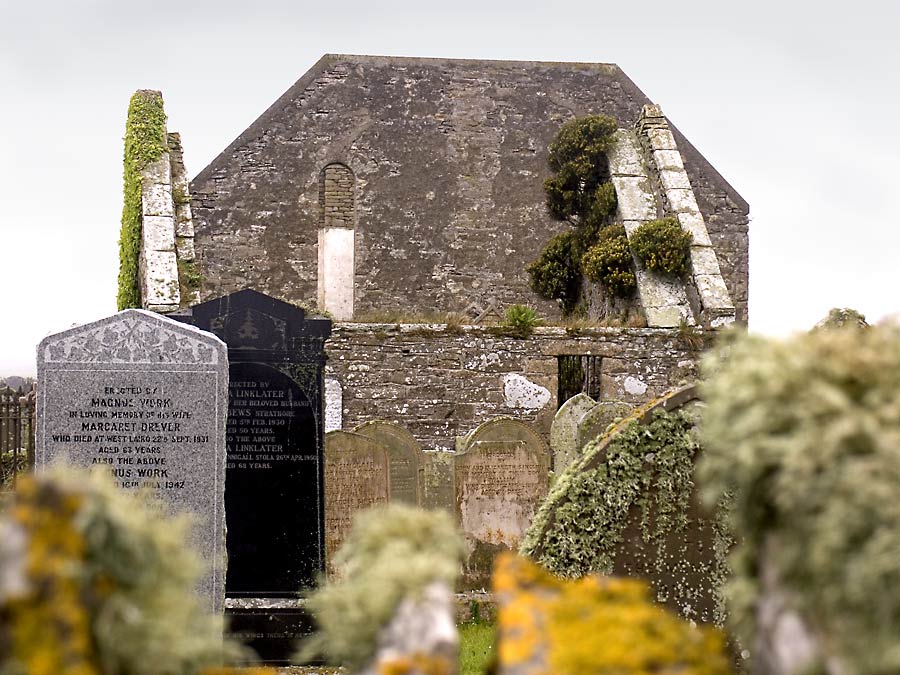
178;289;331;352
36;309;228;613
550;393;597;473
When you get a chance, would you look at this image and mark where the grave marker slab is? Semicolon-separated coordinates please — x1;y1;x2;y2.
550;393;596;473
174;289;331;597
353;420;424;505
576;401;634;452
324;430;390;572
36;309;228;612
454;418;549;588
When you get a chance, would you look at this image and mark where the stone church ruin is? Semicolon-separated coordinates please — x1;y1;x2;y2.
128;53;748;448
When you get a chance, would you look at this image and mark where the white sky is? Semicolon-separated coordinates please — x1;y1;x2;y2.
1;0;898;376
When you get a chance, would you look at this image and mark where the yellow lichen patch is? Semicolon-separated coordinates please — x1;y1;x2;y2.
5;476;100;675
493;553;732;675
202;668;279;675
378;653;454;675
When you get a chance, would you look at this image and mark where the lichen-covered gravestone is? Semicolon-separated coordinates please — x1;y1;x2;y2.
549;393;596;473
324;430;390;573
455;418;550;589
36;309;228;612
353;420;424;505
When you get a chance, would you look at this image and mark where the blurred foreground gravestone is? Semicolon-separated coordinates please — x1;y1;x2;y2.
36;309;228;612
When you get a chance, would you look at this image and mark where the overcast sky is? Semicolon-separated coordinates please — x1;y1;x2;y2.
1;0;898;376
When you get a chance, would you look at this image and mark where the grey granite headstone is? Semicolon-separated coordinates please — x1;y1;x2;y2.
550;393;596;474
36;309;228;613
575;401;635;452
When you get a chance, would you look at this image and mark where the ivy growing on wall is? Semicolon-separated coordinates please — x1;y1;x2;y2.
521;408;731;625
117;90;168;310
527;116;626;313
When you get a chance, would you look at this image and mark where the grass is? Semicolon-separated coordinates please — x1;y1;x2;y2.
459;623;495;675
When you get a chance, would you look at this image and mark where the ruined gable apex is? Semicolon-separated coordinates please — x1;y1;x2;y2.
188;54;749;324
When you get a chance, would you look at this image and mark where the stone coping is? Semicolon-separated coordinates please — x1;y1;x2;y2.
331;323;711;337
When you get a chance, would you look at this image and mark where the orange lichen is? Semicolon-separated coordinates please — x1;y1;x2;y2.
378;653;454;675
494;553;731;675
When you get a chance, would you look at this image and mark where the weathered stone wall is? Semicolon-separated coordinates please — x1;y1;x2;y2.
191;55;749;323
325;324;704;452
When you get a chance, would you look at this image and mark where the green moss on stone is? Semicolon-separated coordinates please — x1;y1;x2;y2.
117;90;168;310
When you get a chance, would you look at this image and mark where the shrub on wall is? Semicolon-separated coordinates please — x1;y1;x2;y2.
529;115;624;313
630;217;692;276
581;224;636;298
699;324;900;674
117;90;168;310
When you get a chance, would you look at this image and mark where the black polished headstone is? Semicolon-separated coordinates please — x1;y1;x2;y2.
174;290;331;598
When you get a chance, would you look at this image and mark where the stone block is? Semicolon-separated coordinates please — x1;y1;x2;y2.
666;188;700;215
142;250;180;306
676;212;712;246
143;155;172;186
644;127;676;151
651;149;685;172
607;130;644;177
644;304;693;328
659;169;692;191
142;215;176;252
175;236;195;261
695;274;734;310
634;269;686;307
611;176;656;221
690;245;722;277
142;181;174;218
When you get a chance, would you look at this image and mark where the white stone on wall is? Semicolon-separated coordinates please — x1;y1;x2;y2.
502;373;551;410
609;130;694;328
637;104;736;328
324;377;343;432
318;227;355;320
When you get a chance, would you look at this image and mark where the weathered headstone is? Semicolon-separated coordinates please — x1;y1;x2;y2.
549;393;596;473
36;309;228;612
324;430;390;572
174;289;330;664
354;421;424;505
454;418;550;588
575;400;634;452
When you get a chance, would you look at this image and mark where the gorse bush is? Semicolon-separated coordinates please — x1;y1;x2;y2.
529;115;623;312
0;468;244;675
699;324;900;675
526;232;582;312
581;224;636;298
301;505;464;670
630;217;692;276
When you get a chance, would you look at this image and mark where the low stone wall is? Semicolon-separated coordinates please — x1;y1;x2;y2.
325;323;704;452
